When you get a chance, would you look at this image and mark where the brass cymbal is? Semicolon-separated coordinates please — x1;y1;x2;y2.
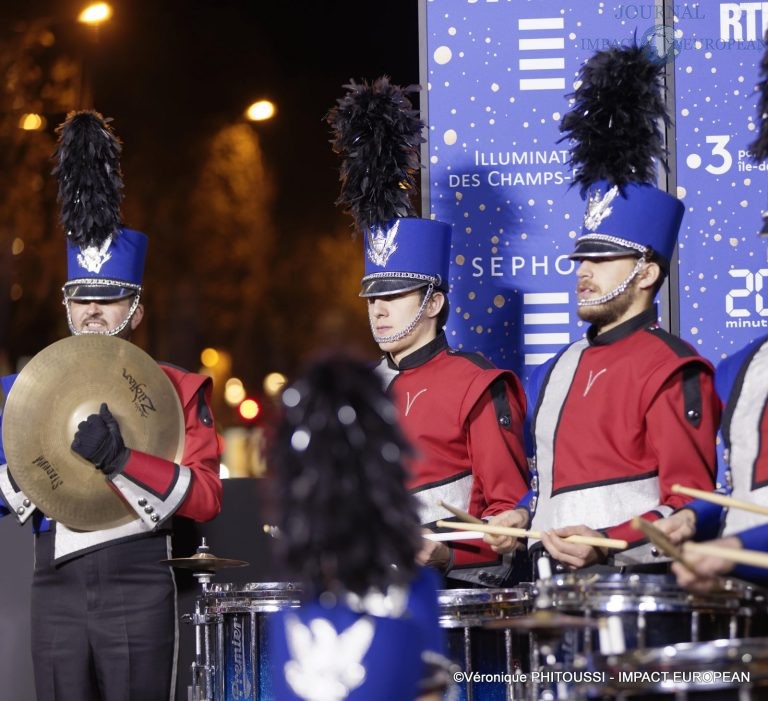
2;335;185;531
484;609;598;632
161;552;249;571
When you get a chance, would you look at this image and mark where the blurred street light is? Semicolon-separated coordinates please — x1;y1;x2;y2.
18;113;46;131
224;377;247;406
78;3;113;26
263;371;287;397
245;100;276;122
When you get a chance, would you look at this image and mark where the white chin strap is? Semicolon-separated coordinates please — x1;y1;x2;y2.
371;284;434;344
577;258;645;307
64;292;142;336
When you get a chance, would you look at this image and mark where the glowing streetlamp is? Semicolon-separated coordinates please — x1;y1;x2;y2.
78;2;113;25
245;100;276;122
18;113;46;131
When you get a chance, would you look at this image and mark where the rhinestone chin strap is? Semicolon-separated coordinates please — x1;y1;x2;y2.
371;283;435;344
577;257;646;307
63;286;142;337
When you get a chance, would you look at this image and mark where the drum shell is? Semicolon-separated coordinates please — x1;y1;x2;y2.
539;573;756;651
198;582;301;701
584;637;768;700
438;587;533;701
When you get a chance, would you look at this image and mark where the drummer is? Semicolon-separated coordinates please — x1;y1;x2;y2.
660;43;768;591
483;42;720;574
0;111;222;701
326;78;530;587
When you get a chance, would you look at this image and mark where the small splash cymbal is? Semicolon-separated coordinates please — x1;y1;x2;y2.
161;552;249;571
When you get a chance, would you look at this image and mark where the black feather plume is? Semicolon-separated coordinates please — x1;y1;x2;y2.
749;31;768;162
560;42;669;194
326;77;424;233
53;110;124;247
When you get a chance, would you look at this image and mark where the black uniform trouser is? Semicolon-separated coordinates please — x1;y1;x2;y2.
31;532;177;701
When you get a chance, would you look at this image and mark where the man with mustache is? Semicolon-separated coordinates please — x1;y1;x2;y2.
0;111;222;701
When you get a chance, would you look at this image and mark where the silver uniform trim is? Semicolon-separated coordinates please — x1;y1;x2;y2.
531;475;664;537
111;465;192;528
54;516;154;561
373;357;399;391
0;463;36;524
723;341;768;536
414;473;474;525
530;339;589;537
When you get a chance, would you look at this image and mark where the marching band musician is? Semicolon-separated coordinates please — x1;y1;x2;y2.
0;111;222;701
326;77;530;587
268;356;451;700
661;38;768;590
483;42;720;572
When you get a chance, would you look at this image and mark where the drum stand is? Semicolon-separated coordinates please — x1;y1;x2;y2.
187;571;215;701
526;576;593;701
165;538;249;701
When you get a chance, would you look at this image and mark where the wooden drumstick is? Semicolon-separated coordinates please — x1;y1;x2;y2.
630;516;694;572
423;530;486;542
435;519;628;550
438;500;484;525
683;541;768;569
671;484;768;517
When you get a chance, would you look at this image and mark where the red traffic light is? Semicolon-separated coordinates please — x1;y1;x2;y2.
238;398;261;422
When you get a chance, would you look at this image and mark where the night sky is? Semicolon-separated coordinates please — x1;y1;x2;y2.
9;0;421;232
1;0;422;377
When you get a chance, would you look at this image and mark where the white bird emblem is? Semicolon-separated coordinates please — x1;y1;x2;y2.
366;219;400;267
583;185;619;231
284;615;375;700
77;236;113;273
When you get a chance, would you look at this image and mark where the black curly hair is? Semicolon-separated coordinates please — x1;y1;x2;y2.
271;356;423;597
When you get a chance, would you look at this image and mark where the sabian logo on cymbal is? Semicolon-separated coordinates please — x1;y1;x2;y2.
122;368;157;418
33;455;63;491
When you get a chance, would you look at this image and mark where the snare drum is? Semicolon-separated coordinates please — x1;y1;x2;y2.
584;637;768;699
438;587;533;701
540;573;751;653
191;582;301;701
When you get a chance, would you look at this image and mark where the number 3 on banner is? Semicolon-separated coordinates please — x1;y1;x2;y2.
726;269;768;318
705;135;733;175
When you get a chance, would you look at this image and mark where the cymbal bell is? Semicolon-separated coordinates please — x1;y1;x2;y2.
2;335;185;531
161;552;249;571
484;609;598;632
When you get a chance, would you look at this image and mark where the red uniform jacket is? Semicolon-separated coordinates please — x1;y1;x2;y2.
529;307;719;564
376;333;529;584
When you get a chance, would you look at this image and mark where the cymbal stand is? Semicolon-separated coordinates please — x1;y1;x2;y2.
184;539;216;701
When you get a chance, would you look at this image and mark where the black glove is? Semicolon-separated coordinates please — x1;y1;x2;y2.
71;403;130;476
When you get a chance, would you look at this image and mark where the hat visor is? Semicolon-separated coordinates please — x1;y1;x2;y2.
359;278;430;298
64;284;138;301
568;238;642;260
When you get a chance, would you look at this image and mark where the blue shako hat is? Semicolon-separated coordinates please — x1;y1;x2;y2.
361;217;451;297
54;110;147;300
560;41;683;268
64;227;148;300
327;77;452;297
572;181;684;265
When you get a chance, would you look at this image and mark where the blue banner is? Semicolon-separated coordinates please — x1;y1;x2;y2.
422;1;766;380
675;3;767;364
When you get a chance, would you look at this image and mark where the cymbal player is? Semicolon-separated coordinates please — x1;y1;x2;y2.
0;111;222;701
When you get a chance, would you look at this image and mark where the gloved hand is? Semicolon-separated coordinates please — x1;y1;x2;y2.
71;403;130;476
